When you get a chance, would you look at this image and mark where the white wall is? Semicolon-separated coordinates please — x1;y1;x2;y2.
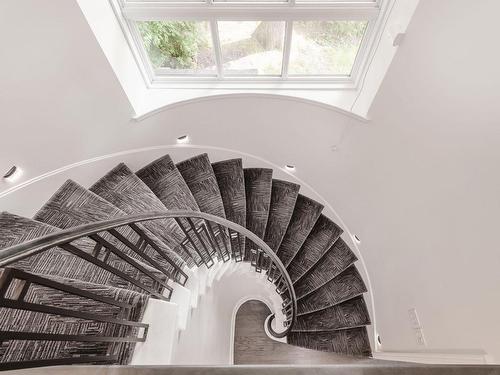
332;0;500;361
1;0;500;363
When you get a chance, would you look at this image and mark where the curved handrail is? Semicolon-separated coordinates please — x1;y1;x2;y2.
0;210;297;338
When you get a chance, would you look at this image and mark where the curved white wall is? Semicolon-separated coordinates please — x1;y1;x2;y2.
1;0;500;363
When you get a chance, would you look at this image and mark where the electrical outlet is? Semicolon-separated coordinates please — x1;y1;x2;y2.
408;308;422;329
414;328;427;346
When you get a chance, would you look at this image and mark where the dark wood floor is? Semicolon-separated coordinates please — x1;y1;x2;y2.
233;300;378;365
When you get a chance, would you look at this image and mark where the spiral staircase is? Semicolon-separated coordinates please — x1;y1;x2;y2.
0;153;372;371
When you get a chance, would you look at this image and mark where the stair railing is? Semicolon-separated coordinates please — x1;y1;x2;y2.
0;211;297;353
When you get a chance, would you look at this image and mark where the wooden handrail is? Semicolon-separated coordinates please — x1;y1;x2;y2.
0;210;297;339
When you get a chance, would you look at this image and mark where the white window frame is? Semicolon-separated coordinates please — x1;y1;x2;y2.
110;0;392;90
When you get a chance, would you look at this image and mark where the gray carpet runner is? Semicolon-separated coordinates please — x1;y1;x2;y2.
0;212;54;248
212;159;246;227
89;163;192;267
137;155;218;266
243;168;272;239
296;266;367;316
176;154;226;219
293;296;370;332
1;152;373;361
243;168;272;260
294;238;357;299
276;195;324;267
287;327;371;356
0;213;164;296
136;154;199;211
263;179;300;253
287;215;343;283
0;213;153;365
176;154;228;258
212;159;246;259
33;180;180;280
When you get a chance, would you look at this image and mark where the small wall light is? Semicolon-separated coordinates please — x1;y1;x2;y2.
353;234;361;244
176;135;189;144
3;166;22;182
284;164;296;172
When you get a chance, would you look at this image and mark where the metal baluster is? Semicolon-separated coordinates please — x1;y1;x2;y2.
0;268;150;371
235;232;244;262
108;229;178;283
129;224;189;285
60;243;168;301
185;218;215;268
202;219;224;261
255;250;262;273
250;248;258;268
174;218;211;268
90;234;173;295
217;224;231;261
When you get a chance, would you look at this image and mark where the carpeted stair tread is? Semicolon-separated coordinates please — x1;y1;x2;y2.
276;195;324;267
34;180;125;226
293;296;370;332
89;163;190;266
263;179;300;253
286;215;343;283
294;238;357;299
287;327;371;356
212;159;246;227
0;212;55;249
175;154;226;219
176;154;229;259
33;180;181;279
297;266;367;316
136;154;199;211
0;213;164;295
243;168;273;239
243;168;273;260
212;159;246;259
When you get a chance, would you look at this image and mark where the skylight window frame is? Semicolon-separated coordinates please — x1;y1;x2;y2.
112;0;388;89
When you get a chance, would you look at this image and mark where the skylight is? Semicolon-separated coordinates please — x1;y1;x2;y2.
113;0;385;86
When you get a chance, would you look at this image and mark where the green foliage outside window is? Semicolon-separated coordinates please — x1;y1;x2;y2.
138;20;367;74
138;21;210;69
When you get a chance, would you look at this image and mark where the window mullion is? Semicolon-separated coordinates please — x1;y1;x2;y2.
281;21;293;79
210;20;224;79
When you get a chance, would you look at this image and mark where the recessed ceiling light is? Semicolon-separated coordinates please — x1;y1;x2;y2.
285;164;296;172
353;234;361;244
3;166;22;181
176;135;189;144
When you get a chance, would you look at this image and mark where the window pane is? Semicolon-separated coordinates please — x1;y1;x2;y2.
218;21;285;76
138;21;216;74
288;21;368;76
129;0;205;2
215;0;285;2
296;0;374;2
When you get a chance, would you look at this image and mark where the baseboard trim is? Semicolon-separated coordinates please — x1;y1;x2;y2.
373;350;490;364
